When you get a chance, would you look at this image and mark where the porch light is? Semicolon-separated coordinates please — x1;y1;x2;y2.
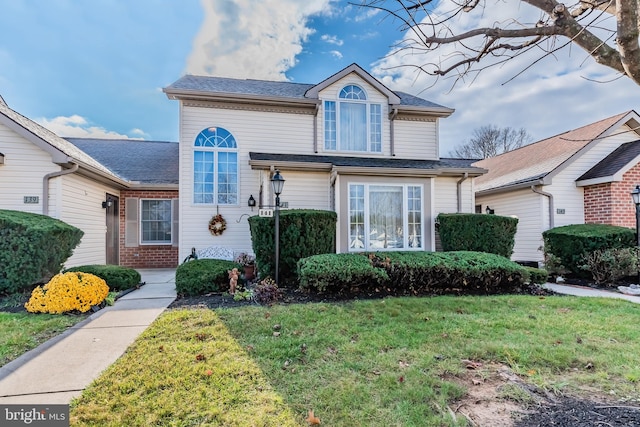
0;152;4;165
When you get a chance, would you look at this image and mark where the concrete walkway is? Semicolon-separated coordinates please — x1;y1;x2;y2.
0;268;176;404
544;282;640;303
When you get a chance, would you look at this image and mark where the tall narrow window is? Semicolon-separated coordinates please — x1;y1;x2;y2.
324;84;382;153
193;127;238;204
348;183;423;250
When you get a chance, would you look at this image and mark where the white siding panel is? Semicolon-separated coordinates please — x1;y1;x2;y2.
476;189;545;263
273;171;330;211
547;127;638;227
393;119;438;160
0;123;59;213
58;174;120;267
433;177;458;213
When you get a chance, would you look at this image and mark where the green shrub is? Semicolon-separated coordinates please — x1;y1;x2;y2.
249;209;337;286
64;265;141;291
579;247;638;285
297;253;389;292
523;267;549;285
298;251;526;295
437;213;518;258
543;224;636;277
0;209;84;295
175;259;239;296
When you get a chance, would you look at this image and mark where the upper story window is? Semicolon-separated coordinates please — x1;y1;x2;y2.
324;84;382;153
193;127;238;204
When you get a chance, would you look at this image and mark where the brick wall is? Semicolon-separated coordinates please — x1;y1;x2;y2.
119;189;179;268
583;162;640;229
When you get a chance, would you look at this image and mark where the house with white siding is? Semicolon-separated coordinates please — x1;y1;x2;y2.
164;63;485;261
474;111;640;265
0;99;179;268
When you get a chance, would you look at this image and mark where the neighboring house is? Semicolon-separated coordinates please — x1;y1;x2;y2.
474;111;640;265
163;63;485;261
0;98;179;268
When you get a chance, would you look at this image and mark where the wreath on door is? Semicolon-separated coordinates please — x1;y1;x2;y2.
208;214;227;236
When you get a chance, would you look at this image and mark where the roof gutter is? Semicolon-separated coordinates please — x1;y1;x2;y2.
476;179;544;197
456;172;469;213
43;161;79;216
531;185;554;229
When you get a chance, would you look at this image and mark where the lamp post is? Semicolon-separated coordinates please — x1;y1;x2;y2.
631;185;640;285
271;170;285;284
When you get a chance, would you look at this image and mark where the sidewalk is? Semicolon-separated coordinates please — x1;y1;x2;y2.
544;282;640;304
0;268;176;404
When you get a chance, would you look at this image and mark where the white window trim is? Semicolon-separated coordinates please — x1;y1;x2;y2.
192;147;240;206
139;198;173;246
348;183;425;252
323;85;383;153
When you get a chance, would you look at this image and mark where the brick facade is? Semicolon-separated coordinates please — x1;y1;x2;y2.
583;162;640;228
119;189;179;268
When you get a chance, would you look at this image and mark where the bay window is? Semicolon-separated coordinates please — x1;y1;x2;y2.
349;183;423;250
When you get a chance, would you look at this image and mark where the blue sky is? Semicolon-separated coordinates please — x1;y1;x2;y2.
1;0;640;154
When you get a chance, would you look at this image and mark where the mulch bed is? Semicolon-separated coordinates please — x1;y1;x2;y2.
514;398;640;426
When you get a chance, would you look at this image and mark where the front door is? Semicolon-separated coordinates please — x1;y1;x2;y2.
105;193;119;265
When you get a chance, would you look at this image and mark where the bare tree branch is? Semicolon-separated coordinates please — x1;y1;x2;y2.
362;0;640;86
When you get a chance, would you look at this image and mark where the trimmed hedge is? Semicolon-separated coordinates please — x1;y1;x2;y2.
64;265;141;291
249;209;337;285
0;209;83;294
543;224;636;277
298;251;528;295
437;213;518;258
175;259;239;296
523;267;549;285
297;253;389;292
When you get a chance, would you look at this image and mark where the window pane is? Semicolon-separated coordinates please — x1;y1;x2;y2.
339;85;366;100
141;200;172;244
349;184;365;249
369;186;403;249
340;102;366;151
194;151;214;204
407;186;422;248
370;104;381;152
217;152;238;205
324;101;336;150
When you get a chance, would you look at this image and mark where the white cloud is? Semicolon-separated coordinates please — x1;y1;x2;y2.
371;2;640;155
329;50;343;59
354;7;380;22
321;34;344;46
37;115;144;139
186;0;335;80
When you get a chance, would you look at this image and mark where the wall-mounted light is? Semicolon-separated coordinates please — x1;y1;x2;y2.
0;152;4;165
102;200;113;209
485;206;495;215
248;194;256;210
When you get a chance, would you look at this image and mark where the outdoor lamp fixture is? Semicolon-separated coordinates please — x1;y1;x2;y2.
631;185;640;284
248;194;256;210
101;200;113;209
270;170;285;284
0;152;4;165
485;206;494;215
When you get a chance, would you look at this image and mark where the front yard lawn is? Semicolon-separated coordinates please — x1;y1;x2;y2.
0;312;87;367
71;295;640;426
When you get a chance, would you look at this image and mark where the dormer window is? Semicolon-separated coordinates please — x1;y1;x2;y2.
324;84;382;152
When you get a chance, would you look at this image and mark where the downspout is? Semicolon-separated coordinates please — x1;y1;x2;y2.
456;173;468;213
389;106;398;156
531;185;554;229
313;102;320;153
43;162;79;216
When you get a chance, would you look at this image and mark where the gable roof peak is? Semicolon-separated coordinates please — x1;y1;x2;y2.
304;63;401;104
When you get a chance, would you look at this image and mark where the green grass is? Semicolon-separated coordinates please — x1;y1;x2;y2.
71;295;640;426
0;312;87;367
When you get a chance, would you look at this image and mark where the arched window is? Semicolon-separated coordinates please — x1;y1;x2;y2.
193;127;238;204
324;84;382;152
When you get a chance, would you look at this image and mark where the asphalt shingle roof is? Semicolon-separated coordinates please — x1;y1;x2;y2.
0;102;117;178
474;112;632;192
165;75;448;110
250;152;484;173
578;140;640;181
66;138;179;184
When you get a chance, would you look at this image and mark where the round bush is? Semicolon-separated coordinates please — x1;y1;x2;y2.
64;264;141;291
25;272;109;314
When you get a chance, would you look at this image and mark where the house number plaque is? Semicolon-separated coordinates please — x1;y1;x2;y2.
23;196;39;204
